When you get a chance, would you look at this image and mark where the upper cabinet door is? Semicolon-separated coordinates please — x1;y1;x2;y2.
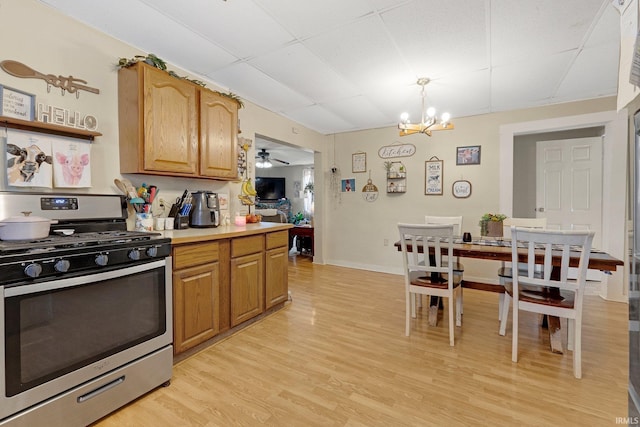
199;90;239;180
143;67;198;175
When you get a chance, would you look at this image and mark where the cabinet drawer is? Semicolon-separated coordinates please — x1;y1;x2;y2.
173;241;220;270
266;230;288;250
232;235;264;258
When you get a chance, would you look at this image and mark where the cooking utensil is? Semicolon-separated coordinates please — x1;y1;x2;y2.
54;229;75;236
0;60;100;96
0;211;58;241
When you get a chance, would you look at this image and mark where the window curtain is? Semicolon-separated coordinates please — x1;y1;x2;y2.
303;167;314;218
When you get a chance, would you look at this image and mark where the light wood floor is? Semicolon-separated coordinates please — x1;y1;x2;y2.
96;256;628;426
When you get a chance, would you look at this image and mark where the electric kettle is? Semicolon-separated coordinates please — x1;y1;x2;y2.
189;191;220;228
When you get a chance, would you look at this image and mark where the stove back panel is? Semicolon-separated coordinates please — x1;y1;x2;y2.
0;193;126;223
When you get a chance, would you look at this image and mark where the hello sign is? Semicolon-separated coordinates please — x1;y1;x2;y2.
378;142;416;159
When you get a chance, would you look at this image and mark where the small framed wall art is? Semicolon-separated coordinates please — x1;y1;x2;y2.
0;85;35;121
425;157;443;195
452;180;472;198
352;152;366;173
456;145;481;165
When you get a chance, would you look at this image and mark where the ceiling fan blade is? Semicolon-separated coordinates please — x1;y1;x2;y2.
273;158;290;165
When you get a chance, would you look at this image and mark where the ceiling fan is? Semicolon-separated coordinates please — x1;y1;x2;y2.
255;148;289;168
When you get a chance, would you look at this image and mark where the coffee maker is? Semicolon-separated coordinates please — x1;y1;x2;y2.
189;191;220;228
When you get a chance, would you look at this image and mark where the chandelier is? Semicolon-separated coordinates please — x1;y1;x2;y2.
398;78;454;136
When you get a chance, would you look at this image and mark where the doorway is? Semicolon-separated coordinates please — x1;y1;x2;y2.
499;109;628;302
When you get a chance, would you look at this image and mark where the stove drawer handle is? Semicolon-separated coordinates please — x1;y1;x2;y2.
77;376;125;403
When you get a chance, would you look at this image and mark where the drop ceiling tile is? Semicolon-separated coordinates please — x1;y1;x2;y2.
249;43;360;102
491;52;575;109
555;44;619;101
303;15;407;90
584;4;621;48
40;0;238;72
283;104;356;134
255;0;374;39
419;70;491;119
491;0;607;65
208;63;312;112
140;0;294;60
381;0;489;76
322;95;391;130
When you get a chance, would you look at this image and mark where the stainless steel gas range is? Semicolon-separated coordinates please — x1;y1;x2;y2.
0;192;173;427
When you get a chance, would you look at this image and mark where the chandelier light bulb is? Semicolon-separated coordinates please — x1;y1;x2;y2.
397;77;454;136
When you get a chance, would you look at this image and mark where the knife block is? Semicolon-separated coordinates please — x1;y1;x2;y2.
175;214;190;230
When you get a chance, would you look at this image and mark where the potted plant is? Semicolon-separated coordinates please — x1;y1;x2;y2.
479;213;507;237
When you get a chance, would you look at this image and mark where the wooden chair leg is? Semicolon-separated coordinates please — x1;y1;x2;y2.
410;293;417;319
574;318;582;379
456;288;462;327
448;295;455;346
511;302;519;363
499;293;511;336
405;290;411;336
498;292;505;321
567;318;574;351
428;297;439;326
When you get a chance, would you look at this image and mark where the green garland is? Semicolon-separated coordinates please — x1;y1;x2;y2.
117;53;245;107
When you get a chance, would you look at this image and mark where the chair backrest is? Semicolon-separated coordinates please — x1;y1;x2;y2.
511;227;594;298
425;215;463;236
398;223;455;285
503;217;547;239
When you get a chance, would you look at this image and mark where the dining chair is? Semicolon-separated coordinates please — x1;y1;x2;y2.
424;216;465;320
497;217;547;321
398;223;463;346
498;227;594;378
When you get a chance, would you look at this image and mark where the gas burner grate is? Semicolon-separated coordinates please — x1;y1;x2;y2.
0;231;161;254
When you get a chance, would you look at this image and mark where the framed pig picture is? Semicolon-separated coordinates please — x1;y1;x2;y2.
52;139;92;188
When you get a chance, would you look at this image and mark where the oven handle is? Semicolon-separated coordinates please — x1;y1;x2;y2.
4;259;167;297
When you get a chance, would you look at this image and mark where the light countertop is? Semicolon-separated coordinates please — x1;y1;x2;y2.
159;222;293;245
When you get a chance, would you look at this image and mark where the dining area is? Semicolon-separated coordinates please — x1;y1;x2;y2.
395;216;624;380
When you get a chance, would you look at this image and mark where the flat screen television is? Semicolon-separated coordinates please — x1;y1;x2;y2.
255;177;286;200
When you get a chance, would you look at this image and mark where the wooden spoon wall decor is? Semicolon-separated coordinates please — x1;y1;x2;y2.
0;60;100;98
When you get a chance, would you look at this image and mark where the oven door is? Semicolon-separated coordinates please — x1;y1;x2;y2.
0;258;172;420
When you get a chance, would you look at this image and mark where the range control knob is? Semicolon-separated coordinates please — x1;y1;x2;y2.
24;263;43;278
54;259;71;273
146;246;158;257
128;249;141;261
95;254;109;266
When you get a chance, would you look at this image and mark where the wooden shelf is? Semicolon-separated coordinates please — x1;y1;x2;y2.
0;116;102;141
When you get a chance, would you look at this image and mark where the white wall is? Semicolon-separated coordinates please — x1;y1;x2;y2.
3;1;625;285
325;98;620;285
0;0;329;237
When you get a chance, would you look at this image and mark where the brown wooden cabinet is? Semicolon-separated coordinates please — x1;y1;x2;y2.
199;89;239;179
265;231;289;309
230;235;264;327
118;62;238;180
172;242;221;354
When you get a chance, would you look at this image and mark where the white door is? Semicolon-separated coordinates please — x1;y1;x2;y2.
536;137;603;283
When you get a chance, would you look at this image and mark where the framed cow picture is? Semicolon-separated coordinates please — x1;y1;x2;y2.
425;158;443;195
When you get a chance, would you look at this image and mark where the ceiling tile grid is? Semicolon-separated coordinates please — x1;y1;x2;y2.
39;0;621;135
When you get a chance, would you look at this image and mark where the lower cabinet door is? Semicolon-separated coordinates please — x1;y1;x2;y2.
173;263;220;354
265;246;288;309
230;252;264;327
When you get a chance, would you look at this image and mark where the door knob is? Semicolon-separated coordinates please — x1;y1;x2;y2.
536;207;545;212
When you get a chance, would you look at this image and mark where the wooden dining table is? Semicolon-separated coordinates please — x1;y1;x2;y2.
394;238;624;353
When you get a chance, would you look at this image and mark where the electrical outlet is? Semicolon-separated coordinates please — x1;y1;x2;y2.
383;238;389;246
